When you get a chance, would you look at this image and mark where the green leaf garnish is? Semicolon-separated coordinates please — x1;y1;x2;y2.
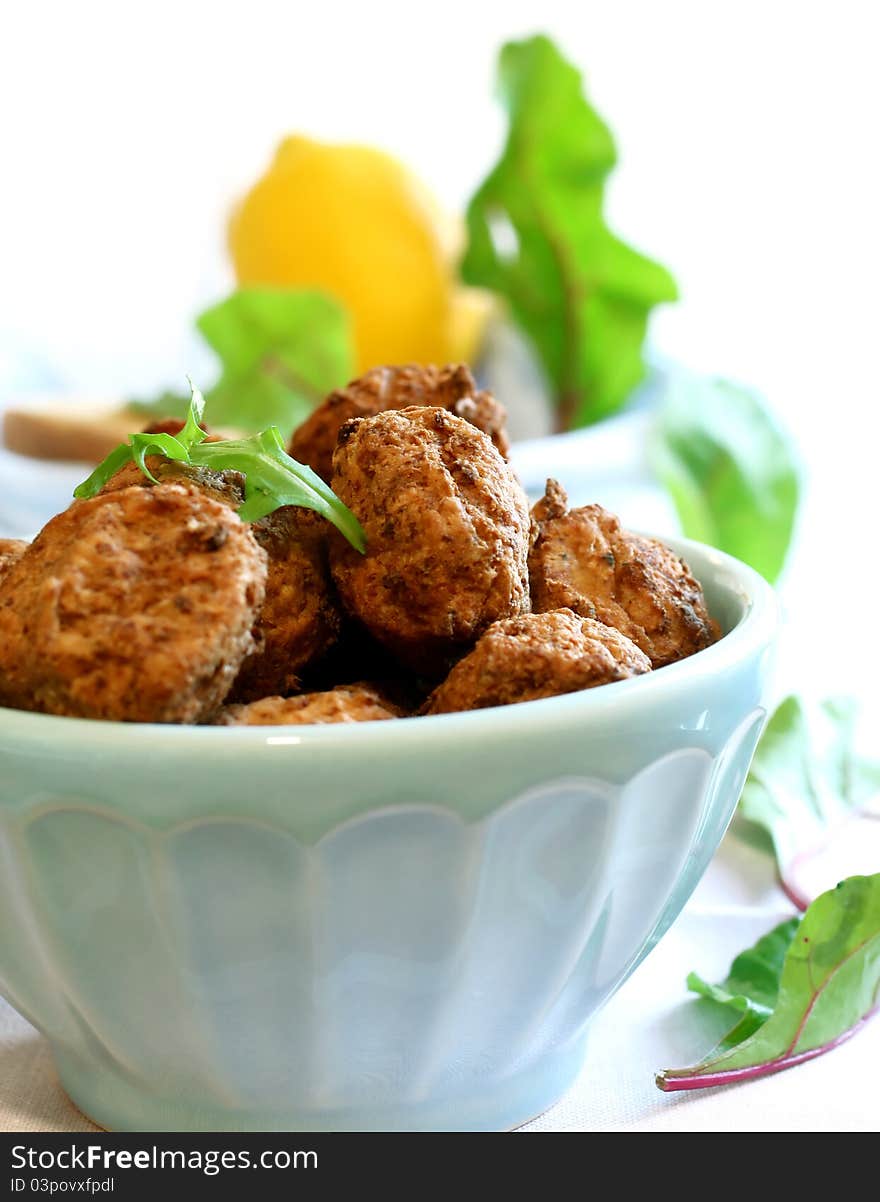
650;374;801;583
178;377;207;443
738;696;880;910
131;288;355;439
686;917;801;1052
461;34;678;430
129;432;191;482
657;874;880;1091
74;382;365;553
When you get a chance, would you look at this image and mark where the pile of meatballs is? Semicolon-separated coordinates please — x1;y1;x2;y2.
0;364;719;726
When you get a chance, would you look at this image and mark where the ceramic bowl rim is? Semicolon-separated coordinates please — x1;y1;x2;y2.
0;533;778;753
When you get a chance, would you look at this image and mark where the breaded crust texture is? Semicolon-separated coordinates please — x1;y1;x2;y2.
290;363;509;483
0;485;267;722
424;609;651;714
101;458;341;699
230;506;341;702
0;539;28;581
529;480;719;668
215;683;403;726
329;406;530;674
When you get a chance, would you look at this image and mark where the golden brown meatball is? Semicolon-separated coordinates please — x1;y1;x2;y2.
214;683;403;726
424;609;651;714
0;485;266;722
529;480;720;668
329;406;530;675
0;539;28;581
290;363;509;483
101;454;342;699
229;506;341;702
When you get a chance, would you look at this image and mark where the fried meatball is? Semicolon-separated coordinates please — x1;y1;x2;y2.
229;506;341;702
0;485;266;722
290;363;509;483
214;683;403;726
329;406;530;675
529;481;720;668
100;454;342;698
0;539;28;582
424;609;651;714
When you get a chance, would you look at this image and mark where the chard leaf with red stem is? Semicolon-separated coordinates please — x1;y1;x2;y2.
461;34;677;430
658;874;880;1091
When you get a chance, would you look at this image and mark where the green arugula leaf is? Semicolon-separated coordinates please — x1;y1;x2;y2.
130;432;188;482
75;382;365;553
738;696;880;910
657;874;880;1091
686;917;800;1052
178;378;207;443
461;34;677;430
132;288;354;439
650;374;801;583
73;443;134;495
192;426;365;551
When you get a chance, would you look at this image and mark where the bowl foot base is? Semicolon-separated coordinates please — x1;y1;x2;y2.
52;1036;587;1132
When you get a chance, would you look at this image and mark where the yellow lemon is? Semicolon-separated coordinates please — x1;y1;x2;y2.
229;135;491;374
448;285;496;370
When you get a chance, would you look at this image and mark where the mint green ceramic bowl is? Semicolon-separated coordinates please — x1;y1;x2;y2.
0;535;777;1131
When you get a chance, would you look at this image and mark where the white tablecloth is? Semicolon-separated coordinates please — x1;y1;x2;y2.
2;833;876;1134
